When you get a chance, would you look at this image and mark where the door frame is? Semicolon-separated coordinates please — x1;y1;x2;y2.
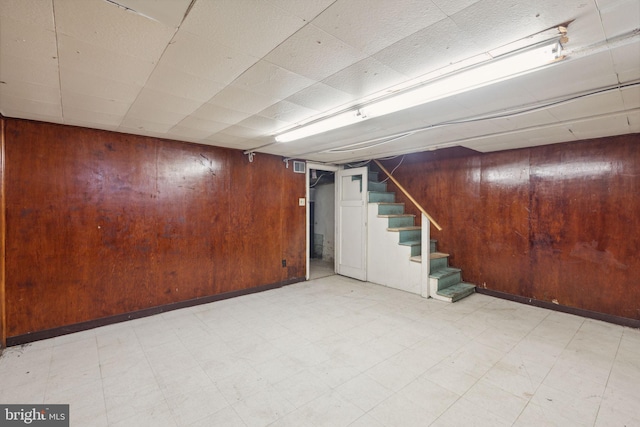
305;162;339;280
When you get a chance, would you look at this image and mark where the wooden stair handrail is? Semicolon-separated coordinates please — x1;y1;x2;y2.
374;159;443;231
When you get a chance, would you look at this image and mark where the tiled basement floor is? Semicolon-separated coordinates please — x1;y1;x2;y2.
1;275;639;427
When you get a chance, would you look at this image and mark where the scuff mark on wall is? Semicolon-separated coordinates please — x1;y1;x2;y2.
569;241;628;270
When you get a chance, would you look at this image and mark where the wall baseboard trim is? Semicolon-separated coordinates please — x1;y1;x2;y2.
6;277;305;347
476;288;640;329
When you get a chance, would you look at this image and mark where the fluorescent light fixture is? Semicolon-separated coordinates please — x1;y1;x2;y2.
275;39;564;143
275;110;365;142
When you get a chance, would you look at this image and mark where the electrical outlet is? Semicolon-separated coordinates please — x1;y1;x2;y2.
298;197;306;206
282;259;286;267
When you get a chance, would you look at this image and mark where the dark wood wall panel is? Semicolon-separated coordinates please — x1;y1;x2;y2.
4;119;305;337
381;134;639;320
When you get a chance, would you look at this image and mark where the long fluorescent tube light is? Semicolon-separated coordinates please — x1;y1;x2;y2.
275;39;564;143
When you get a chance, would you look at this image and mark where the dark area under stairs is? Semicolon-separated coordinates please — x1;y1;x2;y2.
366;168;476;302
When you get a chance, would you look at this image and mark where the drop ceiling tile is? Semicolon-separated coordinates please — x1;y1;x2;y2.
321;57;407;97
102;0;193;28
0;81;60;105
190;103;252;125
373;18;481;79
597;0;640;38
145;65;226;102
498;110;559;131
0;107;63;124
0;14;57;62
264;24;368;81
235;115;288;133
525;52;620;102
284;82;354;113
620;85;640;109
118;117;175;134
63;106;124;127
626;110;640;132
547;90;625;122
217;124;265;139
167;126;215;142
0;93;61;118
313;0;445;55
610;41;640;83
266;0;335;21
451;0;596;53
200;133;261;151
257;101;320;124
63;117;119;132
0;54;60;87
132;88;203;116
125;103;187;126
207;86;280;115
451;77;539;116
57;35;156;86
62;91;131;116
0;0;55;29
159;30;259;85
566;113;631;139
53;0;174;61
181;0;306;58
232;60;316;100
59;67;142;103
172;116;230;135
431;0;480;15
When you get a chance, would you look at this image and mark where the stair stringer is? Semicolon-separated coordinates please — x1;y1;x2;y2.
367;203;421;294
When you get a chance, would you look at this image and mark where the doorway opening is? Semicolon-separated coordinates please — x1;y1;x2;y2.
306;163;338;280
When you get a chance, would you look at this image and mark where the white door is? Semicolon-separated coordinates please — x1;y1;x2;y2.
336;167;368;281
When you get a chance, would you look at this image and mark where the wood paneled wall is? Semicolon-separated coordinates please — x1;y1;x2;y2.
380;134;640;320
3;119;306;339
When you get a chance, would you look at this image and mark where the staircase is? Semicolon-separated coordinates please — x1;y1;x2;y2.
366;169;475;302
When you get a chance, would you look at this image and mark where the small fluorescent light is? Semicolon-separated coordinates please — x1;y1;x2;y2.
275;39;564;142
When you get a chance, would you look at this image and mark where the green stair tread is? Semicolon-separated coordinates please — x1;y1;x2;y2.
387;226;421;232
429;267;461;278
398;240;421;247
409;252;449;263
436;282;476;302
377;214;415;218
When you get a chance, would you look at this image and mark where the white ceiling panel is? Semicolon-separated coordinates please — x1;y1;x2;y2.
566;112;632;139
0;14;57;62
53;0;174;61
57;35;156;86
547;90;626;122
231;60;316;100
257;101;321;124
373;18;481;79
156;31;259;85
431;0;480;16
62;91;131;117
102;0;193;28
0;0;637;163
313;0;446;55
59;68;142;103
190;103;252;125
131;88;203;116
264;24;368;81
207;86;281;116
320;58;408;98
597;0;640;39
266;0;335;22
610;41;640;83
144;66;226;103
181;0;306;58
63;106;123;129
283;83;354;113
